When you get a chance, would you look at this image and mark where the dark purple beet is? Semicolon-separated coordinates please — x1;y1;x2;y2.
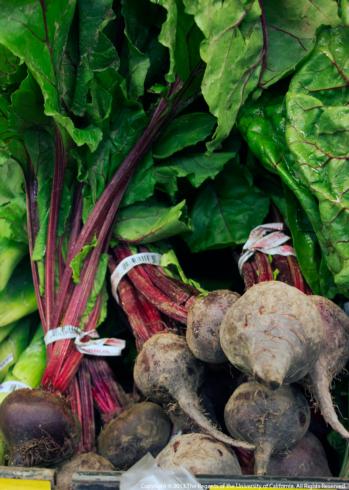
0;389;80;467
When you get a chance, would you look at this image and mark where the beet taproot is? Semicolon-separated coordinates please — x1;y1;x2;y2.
56;452;114;490
0;389;80;467
134;332;253;449
306;296;349;439
220;281;324;389
224;381;310;475
156;433;242;475
186;290;240;363
267;432;332;477
97;401;171;470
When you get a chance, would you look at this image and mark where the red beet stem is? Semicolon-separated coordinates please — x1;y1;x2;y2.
115;246;188;324
86;358;127;423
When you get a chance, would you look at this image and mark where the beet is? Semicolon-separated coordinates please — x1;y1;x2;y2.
224;381;310;475
306;296;349;439
156;433;242;475
186;290;240;363
98;401;171;469
220;281;324;389
0;389;80;467
267;432;332;477
56;452;114;490
134;332;253;449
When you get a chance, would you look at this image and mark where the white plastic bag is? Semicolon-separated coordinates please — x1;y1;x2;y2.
119;453;203;490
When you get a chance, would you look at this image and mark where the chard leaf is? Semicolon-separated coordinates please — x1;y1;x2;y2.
155;151;235;197
123;41;150;99
121;153;155;208
150;0;202;83
0;45;25;90
238;91;337;296
114;200;189;243
153;112;216;159
183;0;263;150
0;265;37;327
259;0;340;88
0;0;101;150
184;161;269;252
286;27;349;293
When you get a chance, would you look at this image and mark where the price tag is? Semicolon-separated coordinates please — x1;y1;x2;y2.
0;479;50;489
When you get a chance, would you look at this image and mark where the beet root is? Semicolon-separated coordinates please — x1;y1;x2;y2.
98;401;171;470
224;382;310;475
267;432;332;477
0;389;80;467
186;290;240;364
156;433;242;475
306;296;349;439
56;452;114;490
220;281;324;389
134;332;254;450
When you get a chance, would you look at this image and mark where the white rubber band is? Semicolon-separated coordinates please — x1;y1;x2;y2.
44;326;125;357
238;223;296;274
111;252;162;303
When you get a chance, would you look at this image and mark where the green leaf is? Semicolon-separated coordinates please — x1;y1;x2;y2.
155;151;235;197
0;45;25;90
0;265;37;327
184;161;269;252
153;112;216;159
159;248;205;293
0;317;30;382
260;0;340;88
183;0;263;150
71;0;120;123
122;153;156;207
286;27;349;293
238;91;337;296
0;0;101;150
12;326;46;388
81;254;108;328
150;0;201;82
70;236;98;283
114;199;190;243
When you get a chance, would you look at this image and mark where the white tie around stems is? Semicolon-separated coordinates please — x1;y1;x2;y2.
238;223;296;275
44;325;125;356
110;252;162;303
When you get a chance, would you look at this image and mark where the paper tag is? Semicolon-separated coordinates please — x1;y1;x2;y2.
0;353;14;371
111;252;162;303
0;381;30;393
238;223;295;274
44;326;125;357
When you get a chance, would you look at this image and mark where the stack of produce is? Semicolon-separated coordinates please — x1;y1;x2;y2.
0;0;347;487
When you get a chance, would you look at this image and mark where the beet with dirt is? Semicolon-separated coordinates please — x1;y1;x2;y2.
134;332;254;450
98;401;171;469
0;389;80;467
306;296;349;439
224;381;310;475
156;433;242;475
186;290;240;364
56;452;114;490
220;281;324;389
267;431;332;477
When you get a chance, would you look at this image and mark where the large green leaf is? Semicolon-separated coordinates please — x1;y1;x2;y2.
115;199;190;243
150;0;202;83
71;0;120;123
155;151;235;197
184;162;269;252
286;26;349;293
238;91;337;296
259;0;340;88
183;0;263;150
0;0;101;150
153;112;216;159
